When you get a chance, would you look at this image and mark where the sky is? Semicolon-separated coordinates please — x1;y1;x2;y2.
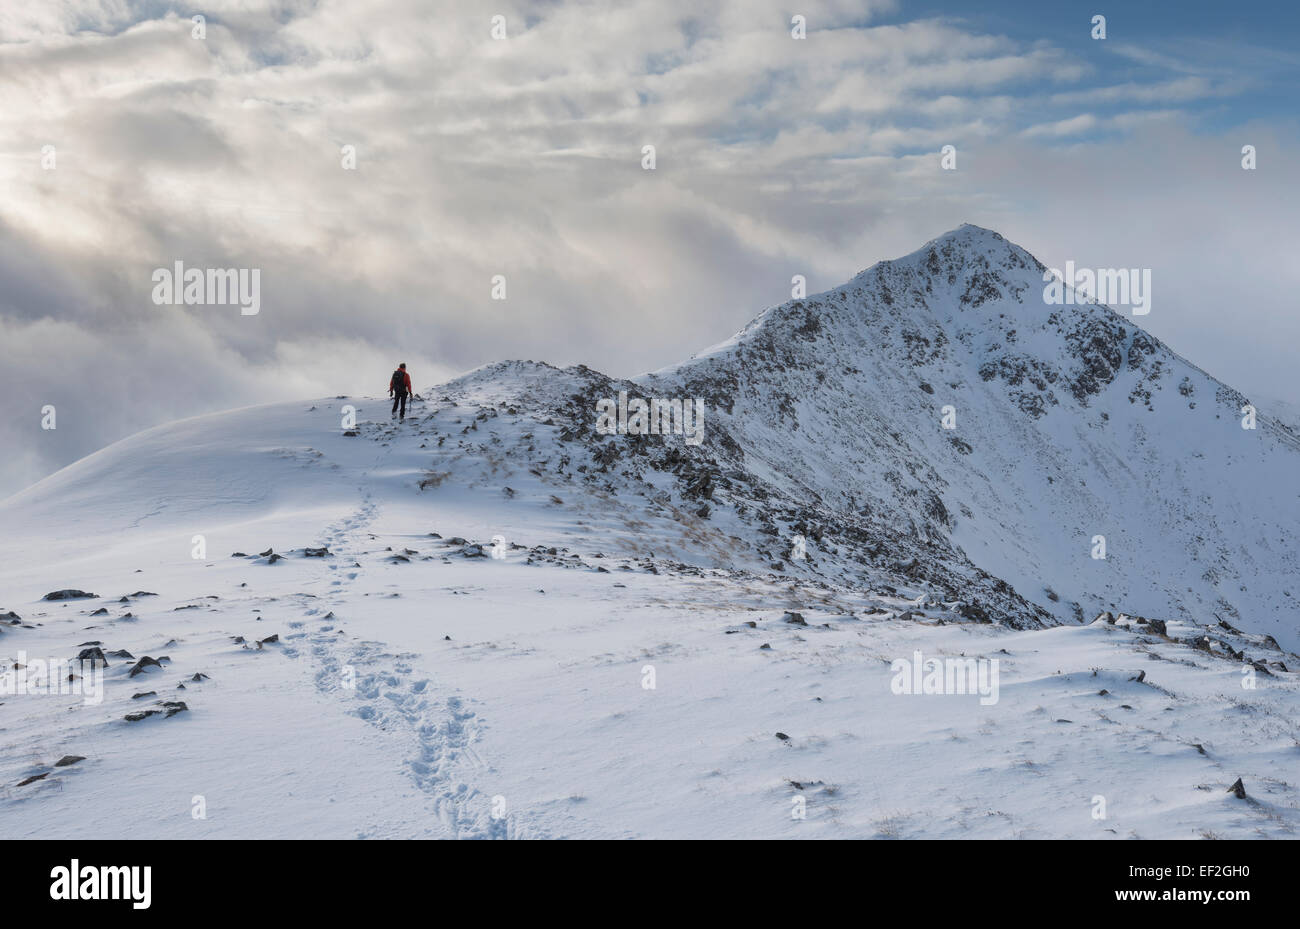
2;0;1298;495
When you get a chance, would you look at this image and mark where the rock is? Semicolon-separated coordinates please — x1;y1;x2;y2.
76;647;109;667
43;589;96;601
303;547;331;557
257;634;279;646
128;591;158;598
131;691;157;699
775;732;790;741
127;656;163;678
16;772;49;787
54;756;85;767
462;544;487;558
1227;778;1246;799
106;649;134;659
259;548;274;557
1148;618;1167;635
1093;611;1114;624
759;643;771;650
231;552;248;557
343;430;359;437
897;610;914;621
446;537;468;545
958;602;992;623
190;673;209;682
1;611;21;624
782;611;808;626
90;608;108;616
267;553;283;564
124;701;188;722
232;636;246;644
1129;670;1146;683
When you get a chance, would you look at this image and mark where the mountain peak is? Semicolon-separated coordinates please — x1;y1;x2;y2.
933;222;1004;243
914;223;1027;264
842;224;1042;292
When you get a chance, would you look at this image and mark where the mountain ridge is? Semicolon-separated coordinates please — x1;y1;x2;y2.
6;226;1298;651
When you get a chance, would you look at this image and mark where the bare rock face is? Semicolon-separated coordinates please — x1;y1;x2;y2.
128;656;163;678
76;646;109;667
125;701;188;722
44;589;97;601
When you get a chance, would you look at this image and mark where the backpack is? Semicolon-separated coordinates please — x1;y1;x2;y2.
391;369;406;393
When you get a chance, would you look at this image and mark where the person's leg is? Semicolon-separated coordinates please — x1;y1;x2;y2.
399;393;407;418
392;394;399;416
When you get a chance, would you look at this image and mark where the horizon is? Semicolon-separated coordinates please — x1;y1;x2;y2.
7;218;1282;499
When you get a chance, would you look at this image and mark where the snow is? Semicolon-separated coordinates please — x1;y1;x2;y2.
2;226;1297;839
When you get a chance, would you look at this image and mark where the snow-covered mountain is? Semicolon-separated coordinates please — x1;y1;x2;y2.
646;223;1300;650
2;225;1296;839
428;224;1300;648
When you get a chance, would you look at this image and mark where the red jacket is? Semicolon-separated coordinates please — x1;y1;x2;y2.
389;370;412;393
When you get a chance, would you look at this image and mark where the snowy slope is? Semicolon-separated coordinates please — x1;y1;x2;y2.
2;226;1297;839
643;225;1300;652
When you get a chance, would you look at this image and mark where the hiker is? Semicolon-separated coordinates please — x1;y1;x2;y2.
388;363;412;419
